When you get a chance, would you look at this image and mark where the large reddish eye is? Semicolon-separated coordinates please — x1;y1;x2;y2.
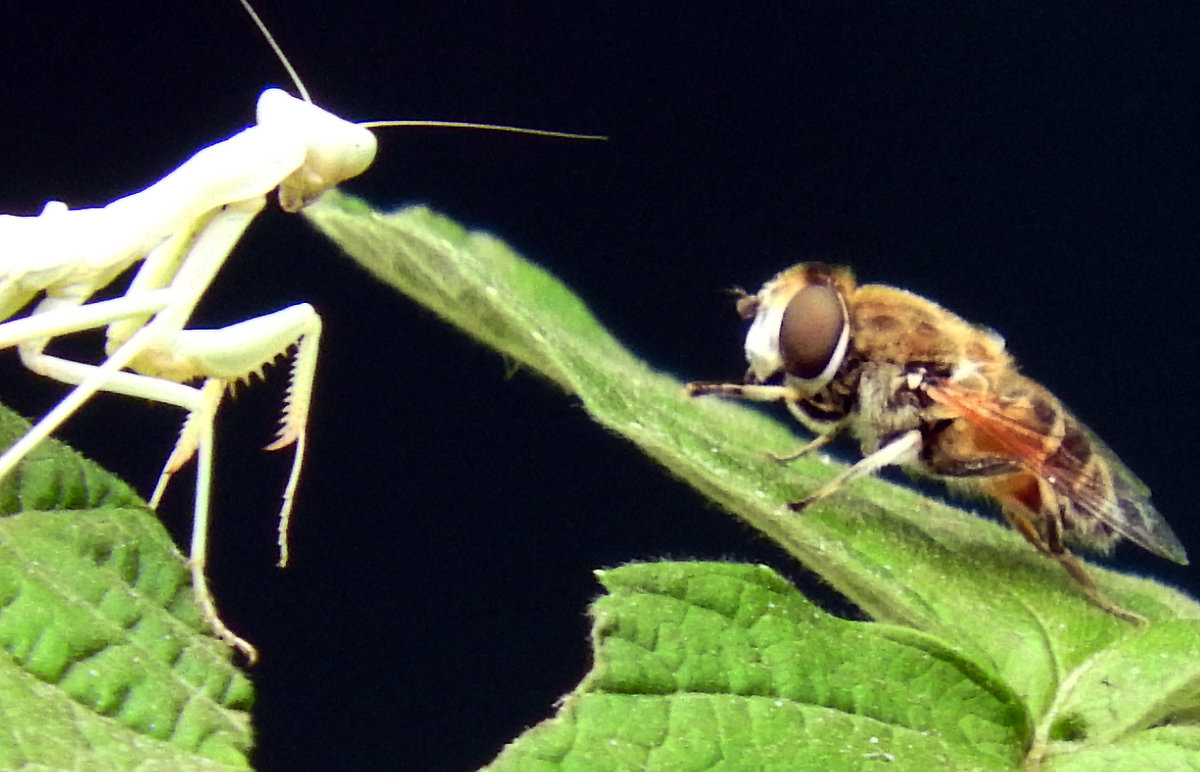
779;284;845;379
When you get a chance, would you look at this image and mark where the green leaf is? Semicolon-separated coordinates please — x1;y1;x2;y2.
305;192;1200;770
0;406;253;769
490;562;1028;771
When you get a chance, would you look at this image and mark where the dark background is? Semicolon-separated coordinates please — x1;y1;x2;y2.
1;2;1197;769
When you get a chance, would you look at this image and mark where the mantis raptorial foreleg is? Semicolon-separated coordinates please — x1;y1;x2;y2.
144;301;322;569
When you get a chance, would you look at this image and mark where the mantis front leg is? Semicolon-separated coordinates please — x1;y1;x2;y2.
145;301;322;571
0;190;321;661
140;299;321;662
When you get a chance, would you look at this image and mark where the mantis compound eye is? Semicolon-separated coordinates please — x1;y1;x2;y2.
779;283;847;380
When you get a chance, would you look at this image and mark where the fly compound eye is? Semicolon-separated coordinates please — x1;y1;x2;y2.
779;284;847;380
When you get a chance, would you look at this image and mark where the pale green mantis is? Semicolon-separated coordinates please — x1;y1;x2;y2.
0;0;600;662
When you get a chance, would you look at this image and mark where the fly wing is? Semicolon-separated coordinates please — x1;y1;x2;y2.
926;378;1187;564
1061;411;1188;564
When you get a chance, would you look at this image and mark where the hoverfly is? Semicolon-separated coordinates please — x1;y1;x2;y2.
686;263;1186;622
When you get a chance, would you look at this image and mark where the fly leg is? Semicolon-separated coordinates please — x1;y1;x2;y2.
789;430;922;511
1002;503;1145;625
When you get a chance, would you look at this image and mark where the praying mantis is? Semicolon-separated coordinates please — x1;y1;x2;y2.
0;1;599;663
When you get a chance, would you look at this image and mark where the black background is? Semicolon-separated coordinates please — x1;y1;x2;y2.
1;2;1197;769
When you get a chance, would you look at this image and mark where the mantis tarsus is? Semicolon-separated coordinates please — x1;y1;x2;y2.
0;0;599;663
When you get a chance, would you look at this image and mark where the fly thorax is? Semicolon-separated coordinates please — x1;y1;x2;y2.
948;359;992;390
854;361;923;439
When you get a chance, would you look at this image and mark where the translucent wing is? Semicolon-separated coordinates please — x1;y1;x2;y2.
926;378;1186;564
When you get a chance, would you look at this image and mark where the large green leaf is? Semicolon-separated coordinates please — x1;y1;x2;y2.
490;562;1029;771
305;192;1200;770
0;407;254;769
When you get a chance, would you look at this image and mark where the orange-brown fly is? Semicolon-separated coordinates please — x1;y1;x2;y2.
687;263;1186;622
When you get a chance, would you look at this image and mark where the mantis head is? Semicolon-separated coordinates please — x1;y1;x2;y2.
255;88;378;213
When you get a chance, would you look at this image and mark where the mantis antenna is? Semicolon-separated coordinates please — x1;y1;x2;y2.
236;0;605;141
237;0;311;103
